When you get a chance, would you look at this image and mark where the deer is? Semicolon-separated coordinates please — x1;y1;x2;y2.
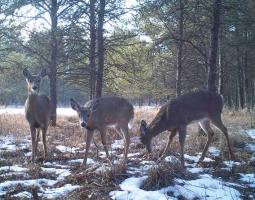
23;68;51;162
70;96;134;165
140;90;235;168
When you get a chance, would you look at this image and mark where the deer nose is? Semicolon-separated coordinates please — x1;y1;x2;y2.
81;122;86;127
32;86;37;90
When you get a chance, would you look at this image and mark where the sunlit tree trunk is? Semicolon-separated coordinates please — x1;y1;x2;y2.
89;0;96;100
49;0;58;126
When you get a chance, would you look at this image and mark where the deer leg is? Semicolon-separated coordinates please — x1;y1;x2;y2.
42;128;47;160
30;126;36;162
211;116;235;160
160;128;178;158
83;130;94;165
35;129;40;158
121;126;130;163
178;126;187;168
199;120;214;162
100;129;109;160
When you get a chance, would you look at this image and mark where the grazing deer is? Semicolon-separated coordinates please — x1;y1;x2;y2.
70;97;134;165
23;68;51;162
140;90;234;167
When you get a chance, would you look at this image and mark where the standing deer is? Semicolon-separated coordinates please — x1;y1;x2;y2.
140;90;234;167
23;68;51;162
70;97;134;165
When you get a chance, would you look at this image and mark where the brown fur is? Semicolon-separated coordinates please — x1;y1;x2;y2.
71;96;134;165
140;90;235;167
23;68;51;162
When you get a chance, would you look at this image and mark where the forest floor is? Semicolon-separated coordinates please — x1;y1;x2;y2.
0;107;254;199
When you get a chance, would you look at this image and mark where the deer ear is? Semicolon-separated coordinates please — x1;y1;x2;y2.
91;99;99;112
40;68;48;78
23;68;31;79
70;98;80;111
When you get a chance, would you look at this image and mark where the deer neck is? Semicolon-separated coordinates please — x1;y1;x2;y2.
27;92;39;104
147;117;168;138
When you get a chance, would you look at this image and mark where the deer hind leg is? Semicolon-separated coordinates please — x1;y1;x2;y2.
210;116;234;160
35;128;41;158
178;126;187;168
121;126;130;162
198;119;214;162
83;130;94;165
30;126;36;162
160;129;178;158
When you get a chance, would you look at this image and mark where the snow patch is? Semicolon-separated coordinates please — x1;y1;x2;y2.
239;173;255;188
111;139;124;150
0;179;57;196
0;165;28;173
223;160;241;168
68;158;95;164
43;184;80;199
245;129;255;139
56;145;80;153
184;154;213;163
110;174;241;200
187;167;204;174
12;191;32;198
208;146;221;156
164;156;180;164
244;143;255;153
173;174;241;199
41;167;71;181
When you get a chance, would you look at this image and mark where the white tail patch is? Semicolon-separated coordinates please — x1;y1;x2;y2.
128;118;134;129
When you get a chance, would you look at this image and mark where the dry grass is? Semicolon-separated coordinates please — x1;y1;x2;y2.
0;107;254;198
0;107;253;166
140;160;198;191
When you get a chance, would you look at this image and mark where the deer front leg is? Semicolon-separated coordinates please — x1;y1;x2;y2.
122;127;130;163
42;128;48;160
83;130;94;165
178;126;187;168
160;129;178;160
35;129;40;158
30;126;36;162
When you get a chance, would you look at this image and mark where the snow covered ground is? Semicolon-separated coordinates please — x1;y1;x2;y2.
0;107;76;116
0;126;255;199
0;106;157;116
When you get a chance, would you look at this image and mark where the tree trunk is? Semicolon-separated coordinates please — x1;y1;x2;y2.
176;0;184;97
95;0;106;98
237;48;245;109
49;0;58;126
89;0;96;100
218;27;223;95
244;49;250;108
235;80;239;110
208;0;221;93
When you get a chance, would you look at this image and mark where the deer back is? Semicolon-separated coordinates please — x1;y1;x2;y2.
86;96;134;129
166;91;223;127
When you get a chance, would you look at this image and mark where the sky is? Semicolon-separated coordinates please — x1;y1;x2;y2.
6;0;151;42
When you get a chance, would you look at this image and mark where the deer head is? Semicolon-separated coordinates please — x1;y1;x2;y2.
140;120;152;153
23;68;48;94
70;98;99;129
